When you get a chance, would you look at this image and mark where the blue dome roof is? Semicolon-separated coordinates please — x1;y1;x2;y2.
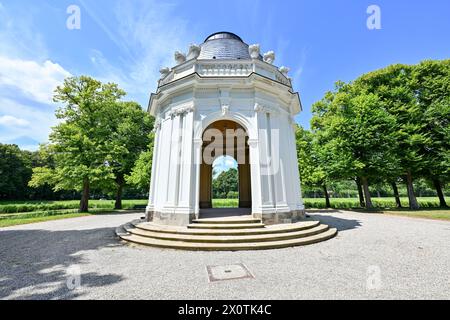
198;32;254;60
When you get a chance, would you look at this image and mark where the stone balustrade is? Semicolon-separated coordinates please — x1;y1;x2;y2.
158;59;291;87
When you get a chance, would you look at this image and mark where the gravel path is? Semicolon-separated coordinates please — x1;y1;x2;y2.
1;210;449;300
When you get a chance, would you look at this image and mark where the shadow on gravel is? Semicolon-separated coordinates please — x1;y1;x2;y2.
0;227;124;300
308;214;362;232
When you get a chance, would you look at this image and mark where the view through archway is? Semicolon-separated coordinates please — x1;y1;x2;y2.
212;156;238;208
199;120;252;216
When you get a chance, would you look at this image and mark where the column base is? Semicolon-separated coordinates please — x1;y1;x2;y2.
148;210;196;226
253;210;305;225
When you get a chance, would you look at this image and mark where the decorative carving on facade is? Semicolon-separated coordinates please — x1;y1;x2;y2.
174;51;186;65
167;104;195;118
263;51;275;64
254;102;279;115
198;63;253;76
159;67;170;78
279;66;290;75
153;117;162;132
187;44;201;60
248;44;260;59
221;104;229;116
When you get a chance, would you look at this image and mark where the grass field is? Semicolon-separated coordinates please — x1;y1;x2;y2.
363;209;450;221
0;199;148;214
212;197;444;209
212;197;450;221
0;199;148;228
303;197;443;209
0;197;448;227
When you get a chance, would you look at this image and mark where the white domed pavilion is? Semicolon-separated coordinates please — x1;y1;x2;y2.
117;32;337;250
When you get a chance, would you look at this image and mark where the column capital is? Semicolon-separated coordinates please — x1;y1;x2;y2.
247;138;259;147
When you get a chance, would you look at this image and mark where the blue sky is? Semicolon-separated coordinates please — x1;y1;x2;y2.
0;0;449;150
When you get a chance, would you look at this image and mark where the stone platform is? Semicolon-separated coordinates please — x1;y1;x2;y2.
116;215;337;251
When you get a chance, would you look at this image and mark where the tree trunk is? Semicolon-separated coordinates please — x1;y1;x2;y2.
80;177;90;212
391;181;402;208
323;184;331;208
433;178;447;208
356;177;365;208
361;176;373;209
115;181;124;210
405;171;420;210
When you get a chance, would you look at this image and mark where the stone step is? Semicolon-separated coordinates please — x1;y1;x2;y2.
188;222;265;229
118;228;338;251
192;217;261;224
125;224;330;243
134;220;320;236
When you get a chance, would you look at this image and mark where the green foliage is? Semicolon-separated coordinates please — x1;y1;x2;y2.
0;199;148;214
28;76;153;210
311;83;399;181
308;59;450;209
212;168;238;199
0;144;32;199
304;197;442;209
105;101;154;194
30;76;126;193
126;132;155;190
296;126;327;188
212;198;239;208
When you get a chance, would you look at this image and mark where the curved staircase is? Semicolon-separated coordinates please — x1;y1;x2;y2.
116;216;337;251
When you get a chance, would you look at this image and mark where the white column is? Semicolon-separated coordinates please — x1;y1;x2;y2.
176;109;195;213
270;113;289;212
193;138;203;216
164;114;180;210
154;117;171;212
248;138;263;215
146;119;161;216
288;120;304;210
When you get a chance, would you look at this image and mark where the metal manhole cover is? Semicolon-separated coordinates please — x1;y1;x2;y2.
206;263;254;282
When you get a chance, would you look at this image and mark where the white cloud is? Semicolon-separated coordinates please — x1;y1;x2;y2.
0;97;57;148
0;2;48;59
81;0;199;105
0;115;29;127
0;57;71;104
292;47;309;89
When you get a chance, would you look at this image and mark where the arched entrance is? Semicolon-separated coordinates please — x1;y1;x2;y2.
199;120;252;211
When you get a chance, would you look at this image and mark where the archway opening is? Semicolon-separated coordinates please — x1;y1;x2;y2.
199;120;252;215
212;156;239;208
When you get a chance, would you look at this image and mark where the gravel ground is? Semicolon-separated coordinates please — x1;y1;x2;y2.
0;210;449;300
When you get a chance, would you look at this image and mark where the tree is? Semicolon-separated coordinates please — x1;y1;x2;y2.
311;82;399;209
410;60;450;207
296;126;331;208
356;64;430;209
30;76;125;212
0;144;32;199
107;101;154;209
125;133;155;193
212;169;238;199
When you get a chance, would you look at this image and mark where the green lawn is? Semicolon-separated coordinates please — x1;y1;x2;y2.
366;209;450;221
0;199;148;214
0;197;447;227
0;199;148;228
212;199;239;208
303;197;443;209
0;212;90;228
212;197;444;209
212;197;450;221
